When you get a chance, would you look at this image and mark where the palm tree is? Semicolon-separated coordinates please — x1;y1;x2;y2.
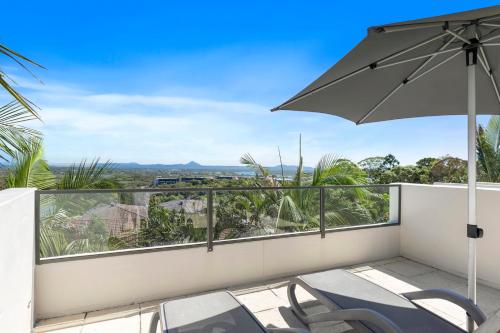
2;139;122;257
38;159;121;258
477;116;500;182
57;159;117;189
0;43;45;118
240;136;370;232
6;136;55;189
0;101;41;162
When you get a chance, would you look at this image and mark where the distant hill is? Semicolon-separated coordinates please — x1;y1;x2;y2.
105;161;314;173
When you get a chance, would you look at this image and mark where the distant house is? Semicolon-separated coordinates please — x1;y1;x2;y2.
153;177;179;186
152;176;215;186
159;199;208;228
73;203;148;236
159;199;206;214
215;176;239;180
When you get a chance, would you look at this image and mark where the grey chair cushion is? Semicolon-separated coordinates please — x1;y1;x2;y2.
300;269;465;333
161;291;267;333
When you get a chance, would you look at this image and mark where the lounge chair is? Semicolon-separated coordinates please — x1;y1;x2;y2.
149;290;310;333
287;269;500;333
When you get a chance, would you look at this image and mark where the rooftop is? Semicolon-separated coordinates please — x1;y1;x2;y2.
34;257;500;333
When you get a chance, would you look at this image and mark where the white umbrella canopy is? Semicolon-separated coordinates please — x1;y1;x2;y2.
272;6;500;331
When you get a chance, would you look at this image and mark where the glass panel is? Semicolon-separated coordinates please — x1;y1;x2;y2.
213;188;320;241
324;185;398;229
36;185;399;259
38;190;208;258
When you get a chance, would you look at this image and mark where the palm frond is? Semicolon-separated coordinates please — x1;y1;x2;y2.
66;237;108;255
39;227;68;258
0;43;44;119
477;121;500;182
58;158;114;189
6;137;55;189
277;195;304;228
486;116;500;152
0;74;40;119
240;153;269;177
0;101;41;161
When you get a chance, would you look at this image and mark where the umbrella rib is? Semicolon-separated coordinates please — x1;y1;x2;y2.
358;51;463;124
476;41;500;104
377;31;452;65
376;46;463;70
445;29;471;44
357;31;466;124
480;32;500;43
480;22;500;28
479;13;500;23
406;51;463;85
376;20;472;34
271;28;459;111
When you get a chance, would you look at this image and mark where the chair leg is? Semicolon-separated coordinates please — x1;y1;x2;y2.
149;311;160;333
287;282;311;325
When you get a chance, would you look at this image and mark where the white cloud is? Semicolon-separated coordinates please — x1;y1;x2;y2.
21;79;285;165
14;76;472;166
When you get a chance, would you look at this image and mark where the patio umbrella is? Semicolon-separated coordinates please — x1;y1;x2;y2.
272;5;500;331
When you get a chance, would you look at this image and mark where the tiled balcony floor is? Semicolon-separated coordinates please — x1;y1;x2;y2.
35;257;500;333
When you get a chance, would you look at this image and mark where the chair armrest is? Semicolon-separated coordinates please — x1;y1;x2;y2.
473;310;500;333
403;289;487;326
305;308;404;333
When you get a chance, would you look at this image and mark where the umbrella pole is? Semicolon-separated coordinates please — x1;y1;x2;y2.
466;47;477;333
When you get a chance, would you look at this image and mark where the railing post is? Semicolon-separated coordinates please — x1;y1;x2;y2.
320;187;325;238
34;190;40;264
398;184;402;225
207;189;214;252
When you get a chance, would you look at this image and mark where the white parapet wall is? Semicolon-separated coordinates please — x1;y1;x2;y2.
35;225;400;319
0;188;36;333
400;183;500;289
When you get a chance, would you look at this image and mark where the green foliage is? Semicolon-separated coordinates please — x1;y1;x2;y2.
0;43;44;118
138;195;206;246
57;159;116;189
0;101;41;162
477;116;500;182
360;153;467;184
6;137;55;189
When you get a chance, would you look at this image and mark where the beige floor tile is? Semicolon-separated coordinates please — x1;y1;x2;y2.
382;260;437;278
35;313;85;332
84;304;140;323
345;265;374;273
407;270;467;291
310;321;355;333
229;283;270;296
270;285;316;307
355;268;421;294
254;308;291;328
83;304;140;333
363;256;405;267
477;286;500;315
39;327;83;333
139;302;161;333
81;316;140;333
236;289;283;313
265;277;291;290
419;298;466;325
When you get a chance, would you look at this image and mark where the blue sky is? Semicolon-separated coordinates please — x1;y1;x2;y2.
1;0;498;166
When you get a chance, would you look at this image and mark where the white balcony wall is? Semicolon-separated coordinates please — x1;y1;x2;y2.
0;188;36;333
35;226;400;319
400;183;500;289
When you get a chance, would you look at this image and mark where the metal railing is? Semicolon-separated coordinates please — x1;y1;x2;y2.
35;184;401;263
